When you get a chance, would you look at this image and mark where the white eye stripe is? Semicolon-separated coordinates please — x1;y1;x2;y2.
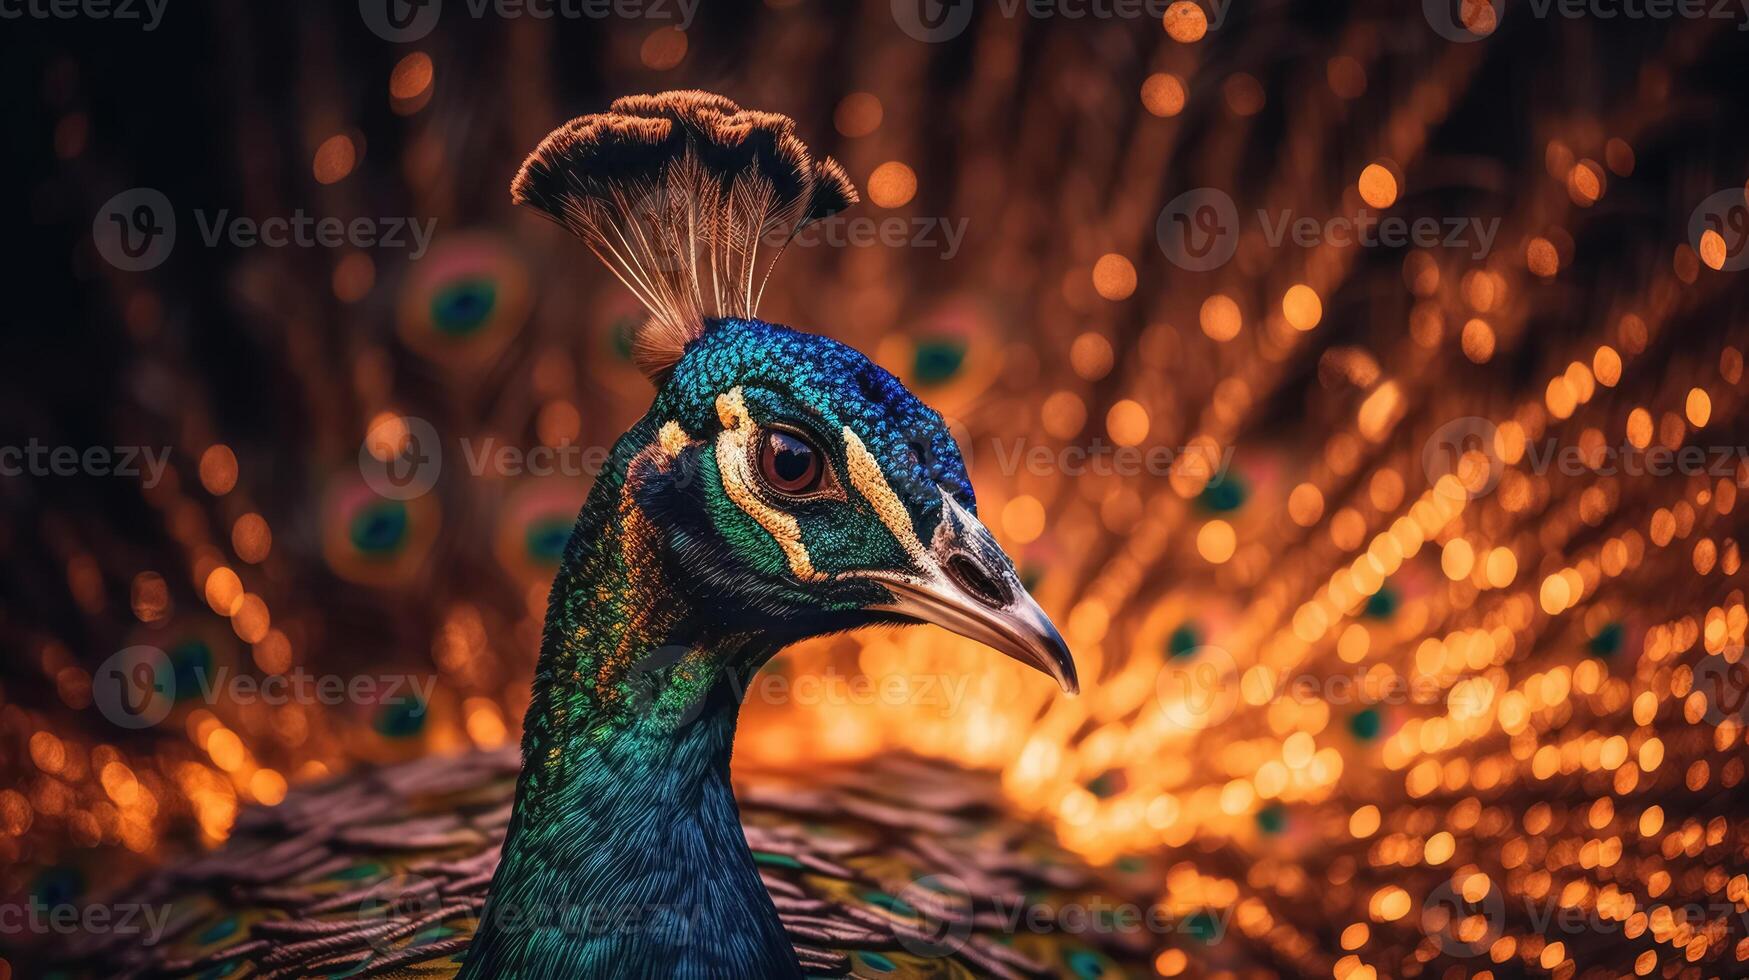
841;426;933;571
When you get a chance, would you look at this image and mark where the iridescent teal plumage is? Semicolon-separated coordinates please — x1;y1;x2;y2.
78;748;1162;979
461;318;990;979
79;91;1098;980
459;92;1077;978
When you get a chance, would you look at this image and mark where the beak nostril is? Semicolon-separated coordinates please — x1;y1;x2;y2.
945;552;1010;608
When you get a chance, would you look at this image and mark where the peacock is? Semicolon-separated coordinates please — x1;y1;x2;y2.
68;91;1157;980
17;7;1749;978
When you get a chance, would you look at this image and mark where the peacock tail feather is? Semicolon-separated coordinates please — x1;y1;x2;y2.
71;752;1160;979
7;6;1749;979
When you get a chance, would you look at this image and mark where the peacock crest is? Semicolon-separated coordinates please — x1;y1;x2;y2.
511;90;858;382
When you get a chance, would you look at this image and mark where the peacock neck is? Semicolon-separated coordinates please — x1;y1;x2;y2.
461;430;802;979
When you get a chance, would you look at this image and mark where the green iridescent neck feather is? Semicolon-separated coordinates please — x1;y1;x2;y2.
462;409;798;980
461;91;1075;980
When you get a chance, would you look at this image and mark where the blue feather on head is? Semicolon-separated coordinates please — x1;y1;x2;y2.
458;90;1075;980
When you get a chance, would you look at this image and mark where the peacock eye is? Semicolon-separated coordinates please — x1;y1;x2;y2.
757;428;826;497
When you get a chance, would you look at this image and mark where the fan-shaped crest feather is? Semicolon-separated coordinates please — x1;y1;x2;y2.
512;90;858;382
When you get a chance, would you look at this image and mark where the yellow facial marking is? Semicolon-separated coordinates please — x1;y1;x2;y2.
842;426;931;569
658;419;690;458
714;388;822;581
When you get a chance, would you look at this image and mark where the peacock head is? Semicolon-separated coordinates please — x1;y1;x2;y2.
513;91;1075;701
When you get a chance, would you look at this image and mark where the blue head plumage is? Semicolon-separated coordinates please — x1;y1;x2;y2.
513;90;1076;699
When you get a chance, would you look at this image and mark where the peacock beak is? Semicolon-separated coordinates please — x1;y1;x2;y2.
862;492;1079;695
